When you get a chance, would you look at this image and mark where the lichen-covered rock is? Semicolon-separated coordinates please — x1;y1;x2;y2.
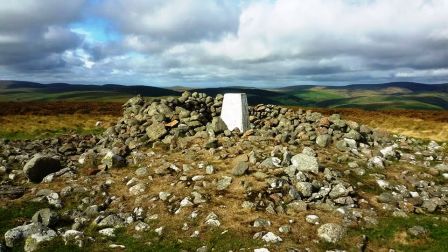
291;154;319;174
317;223;345;243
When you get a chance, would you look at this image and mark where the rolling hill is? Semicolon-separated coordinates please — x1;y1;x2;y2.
1;80;447;110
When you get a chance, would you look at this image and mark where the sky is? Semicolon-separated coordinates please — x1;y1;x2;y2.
0;0;447;87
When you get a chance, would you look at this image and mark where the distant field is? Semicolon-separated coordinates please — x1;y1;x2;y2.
1;80;447;110
0;102;121;140
311;107;448;141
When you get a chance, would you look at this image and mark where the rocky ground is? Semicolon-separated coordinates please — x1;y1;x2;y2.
1;91;447;252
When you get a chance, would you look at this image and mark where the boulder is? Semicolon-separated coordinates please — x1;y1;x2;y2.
317;223;345;243
32;209;58;227
23;154;61;183
101;151;125;169
291;154;319;174
146;122;168;141
232;161;249;176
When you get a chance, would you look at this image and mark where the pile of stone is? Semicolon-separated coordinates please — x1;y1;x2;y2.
98;92;224;153
97;92;386;164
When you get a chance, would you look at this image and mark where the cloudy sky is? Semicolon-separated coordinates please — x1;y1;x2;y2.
0;0;447;87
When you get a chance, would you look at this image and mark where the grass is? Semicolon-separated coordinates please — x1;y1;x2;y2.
0;114;117;140
0;201;47;236
309;107;448;141
337;215;448;251
35;226;263;252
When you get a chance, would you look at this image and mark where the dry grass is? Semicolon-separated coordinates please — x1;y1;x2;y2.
307;107;448;141
0;114;117;139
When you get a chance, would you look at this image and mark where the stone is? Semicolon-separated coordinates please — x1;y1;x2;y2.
135;221;150;232
305;215;320;224
24;229;57;252
4;224;46;247
278;225;291;233
220;93;249;132
135;167;148;177
368;156;385;169
291;154;319;174
204;212;220;227
32;209;58;227
380;145;398;159
217;176;232;190
46;193;62;208
232;161;249;176
97;214;124;228
146;122;168;141
210;117;228;133
260;157;282;168
316;134;331;147
129;183;146;196
408;226;428;237
295;182;313;197
261;232;282;243
159;191;171;201
23;154;62;183
317;223;345;243
101;151;125;169
329;184;349;199
62;230;85;247
99;228;116;237
253;219;271;228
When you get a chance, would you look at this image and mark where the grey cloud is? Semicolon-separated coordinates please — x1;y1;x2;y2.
0;0;86;71
100;0;240;52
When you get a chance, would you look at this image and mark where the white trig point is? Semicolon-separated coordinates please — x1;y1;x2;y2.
220;93;249;132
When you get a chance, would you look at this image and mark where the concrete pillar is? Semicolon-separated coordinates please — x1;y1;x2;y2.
220;93;249;132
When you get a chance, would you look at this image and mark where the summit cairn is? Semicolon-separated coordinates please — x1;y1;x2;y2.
220;93;249;132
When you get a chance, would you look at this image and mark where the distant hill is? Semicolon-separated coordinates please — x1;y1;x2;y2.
0;80;180;102
1;80;447;110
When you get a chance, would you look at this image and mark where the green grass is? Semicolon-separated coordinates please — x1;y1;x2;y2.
36;227;262;252
0;201;47;236
336;215;448;251
293;88;347;102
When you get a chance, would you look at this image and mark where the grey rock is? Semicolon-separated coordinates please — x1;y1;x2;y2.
210;117;228;133
129;183;146;196
317;223;345;243
4;224;46;247
408;226;428;237
232;161;249;176
329;184;349;199
253;218;271;228
368;156;385;169
46;193;62;208
261;232;282;243
305;215;320;224
23;154;61;183
260;157;282;168
146;122;168;141
291;154;319;174
295;182;313;197
204;212;220;227
32;209;58;227
97;214;124;228
316;134;331;147
101;151;125;169
24;229;57;252
217;176;232;190
135;167;148;177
